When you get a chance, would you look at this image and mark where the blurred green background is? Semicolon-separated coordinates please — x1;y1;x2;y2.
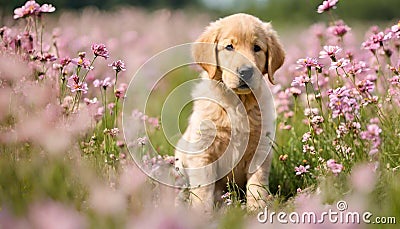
1;0;399;23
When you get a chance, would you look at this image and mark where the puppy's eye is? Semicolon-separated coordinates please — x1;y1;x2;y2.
253;45;262;52
225;44;234;51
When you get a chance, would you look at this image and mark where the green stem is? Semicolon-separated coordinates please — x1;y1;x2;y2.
113;71;119;127
99;88;107;131
104;88;108;129
314;71;325;118
305;82;318;153
81;56;97;82
59;68;65;104
70;91;82;113
114;98;119;127
328;11;336;24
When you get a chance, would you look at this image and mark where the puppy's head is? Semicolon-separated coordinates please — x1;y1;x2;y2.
192;13;285;94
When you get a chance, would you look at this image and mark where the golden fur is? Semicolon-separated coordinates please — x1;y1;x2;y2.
175;13;285;212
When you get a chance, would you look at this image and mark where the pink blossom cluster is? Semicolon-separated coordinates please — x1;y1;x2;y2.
295;164;310;176
91;43;110;59
278;4;400;185
326;159;343;175
142;154;180;180
13;0;55;19
328;20;351;38
360;120;382;155
221;192;232;205
317;0;338;14
327;86;360;121
132;110;160;128
67;74;88;94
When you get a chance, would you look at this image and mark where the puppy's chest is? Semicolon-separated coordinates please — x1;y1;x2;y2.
205;105;262;148
216;106;262;134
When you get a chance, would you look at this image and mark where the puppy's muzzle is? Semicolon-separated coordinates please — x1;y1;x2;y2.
237;65;254;89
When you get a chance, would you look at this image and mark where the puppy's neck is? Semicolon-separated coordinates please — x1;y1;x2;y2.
238;93;259;112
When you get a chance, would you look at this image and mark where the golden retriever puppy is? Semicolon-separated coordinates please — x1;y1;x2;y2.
175;13;284;212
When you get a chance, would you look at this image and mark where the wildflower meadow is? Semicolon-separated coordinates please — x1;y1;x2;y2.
0;0;400;228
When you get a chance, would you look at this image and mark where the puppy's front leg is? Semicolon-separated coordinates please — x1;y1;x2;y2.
246;153;272;211
185;155;217;213
190;183;215;213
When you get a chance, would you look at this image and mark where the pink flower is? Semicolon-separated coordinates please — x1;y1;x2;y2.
391;21;400;33
115;83;128;99
319;45;342;59
91;43;109;59
284;111;294;118
39;53;57;62
328;20;351;37
109;128;119;137
304;108;319;116
351;163;377;193
317;0;338;14
84;97;98;105
346;61;370;75
295;165;310;176
362;31;390;51
288;87;302;96
390;21;400;38
327;86;360;121
71;52;93;70
388;60;400;76
360;123;382;155
109;60;126;73
147;117;160;128
93;77;113;89
137;137;147;146
94;107;104;121
311;115;324;125
13;1;55;19
39;4;56;14
116;141;125;148
291;74;310;87
330;58;350;70
326;159;343;175
356;80;375;93
221;192;231;199
369;117;380;124
59;57;71;67
296;57;321;70
302;144;315;154
389;75;400;86
362;40;380;51
67;74;88;94
107;103;115;113
371;32;388;43
279;123;292;130
276;90;291;114
13;1;40;19
221;192;232;205
384;30;393;41
302;132;311;143
362;124;382;139
28;201;87;229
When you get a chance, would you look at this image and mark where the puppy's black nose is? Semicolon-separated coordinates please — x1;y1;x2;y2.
238;66;254;81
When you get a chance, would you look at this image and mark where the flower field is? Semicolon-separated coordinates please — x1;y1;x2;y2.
0;0;400;228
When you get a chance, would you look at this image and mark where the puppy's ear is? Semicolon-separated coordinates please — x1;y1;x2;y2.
262;23;285;84
192;22;220;79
